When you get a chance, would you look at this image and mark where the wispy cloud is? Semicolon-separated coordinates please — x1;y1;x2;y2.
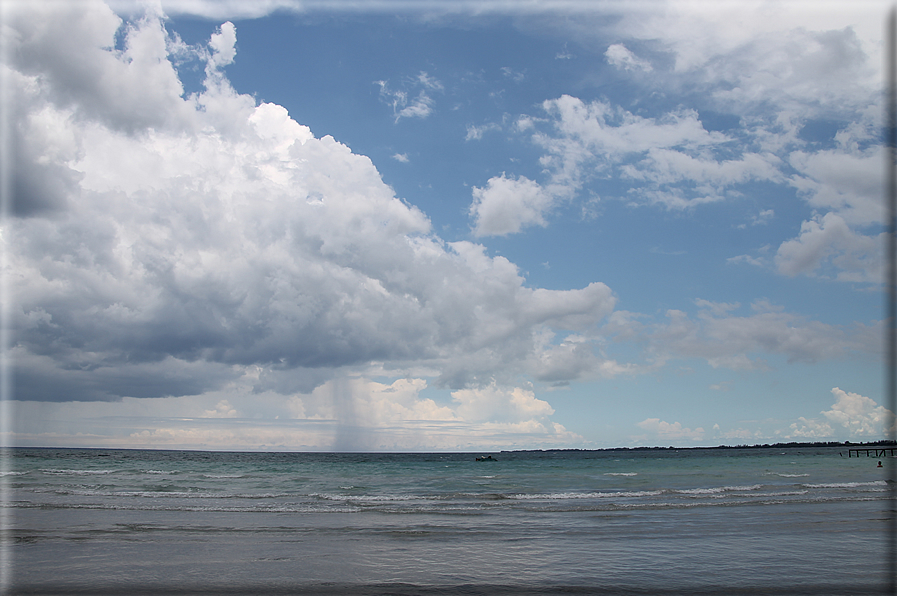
500;66;525;82
555;43;573;60
465;122;501;141
636;418;704;442
605;43;652;72
375;71;442;122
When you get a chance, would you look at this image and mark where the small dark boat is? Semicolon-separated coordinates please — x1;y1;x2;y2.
475;455;497;462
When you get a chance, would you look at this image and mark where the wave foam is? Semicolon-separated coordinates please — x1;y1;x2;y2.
40;469;115;476
312;493;435;502
676;484;762;495
803;481;887;489
510;490;662;500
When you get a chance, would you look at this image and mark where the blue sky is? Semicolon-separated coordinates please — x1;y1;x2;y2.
2;0;893;450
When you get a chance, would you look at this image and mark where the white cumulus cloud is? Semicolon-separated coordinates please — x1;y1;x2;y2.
822;387;893;436
469;174;555;237
774;213;883;283
4;1;619;450
788;387;894;440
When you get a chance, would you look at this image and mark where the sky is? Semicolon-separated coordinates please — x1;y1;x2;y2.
1;0;894;451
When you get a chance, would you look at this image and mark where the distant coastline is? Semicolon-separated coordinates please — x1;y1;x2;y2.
504;439;897;454
4;439;896;454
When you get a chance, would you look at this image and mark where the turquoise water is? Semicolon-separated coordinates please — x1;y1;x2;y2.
2;447;893;594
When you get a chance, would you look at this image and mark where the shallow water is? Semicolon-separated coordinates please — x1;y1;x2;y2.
2;447;893;594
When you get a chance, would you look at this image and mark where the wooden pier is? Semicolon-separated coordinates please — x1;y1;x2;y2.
847;447;897;458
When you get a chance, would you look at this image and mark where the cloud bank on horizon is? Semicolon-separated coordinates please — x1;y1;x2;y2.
2;0;892;450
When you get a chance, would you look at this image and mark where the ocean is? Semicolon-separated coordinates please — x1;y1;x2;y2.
1;446;894;595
